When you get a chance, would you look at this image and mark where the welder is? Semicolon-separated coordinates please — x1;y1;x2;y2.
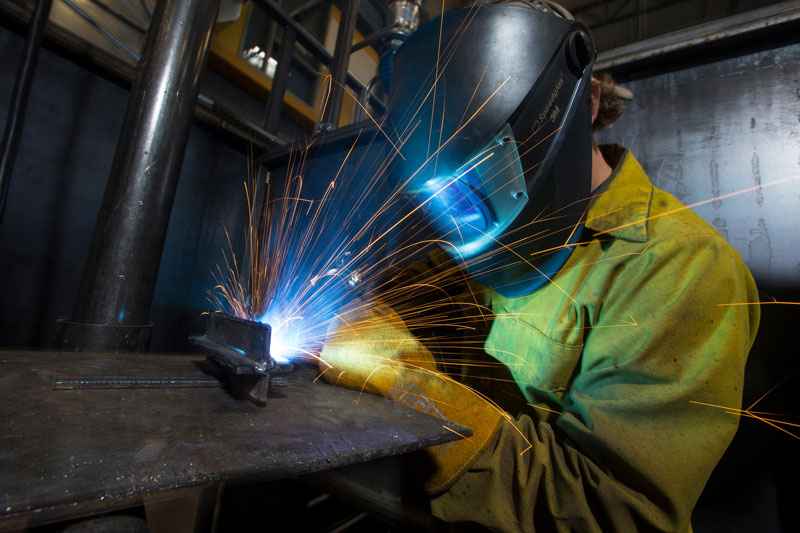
322;1;759;531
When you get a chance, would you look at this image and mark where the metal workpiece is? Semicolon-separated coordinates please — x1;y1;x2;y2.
191;313;273;369
0;350;469;530
0;0;53;228
59;0;221;351
53;313;295;396
189;313;294;405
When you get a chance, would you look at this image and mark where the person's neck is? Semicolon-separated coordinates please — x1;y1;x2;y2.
591;142;614;191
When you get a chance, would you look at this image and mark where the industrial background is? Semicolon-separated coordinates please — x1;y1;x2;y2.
0;0;798;531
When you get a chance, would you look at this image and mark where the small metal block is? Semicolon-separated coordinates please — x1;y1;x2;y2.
190;313;274;375
189;313;293;405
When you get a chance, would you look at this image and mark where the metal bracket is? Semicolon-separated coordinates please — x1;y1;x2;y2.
189;312;293;405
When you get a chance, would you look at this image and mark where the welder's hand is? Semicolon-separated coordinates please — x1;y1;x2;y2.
320;303;505;494
319;303;438;393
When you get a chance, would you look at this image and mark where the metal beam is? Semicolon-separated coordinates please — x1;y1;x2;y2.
0;0;53;228
596;0;800;70
321;0;360;128
263;25;297;133
289;0;331;21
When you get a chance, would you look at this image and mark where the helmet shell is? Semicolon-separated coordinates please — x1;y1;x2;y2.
389;4;595;295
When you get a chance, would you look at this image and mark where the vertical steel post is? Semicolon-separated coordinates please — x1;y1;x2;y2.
0;0;54;227
320;0;359;129
55;0;221;352
263;26;297;134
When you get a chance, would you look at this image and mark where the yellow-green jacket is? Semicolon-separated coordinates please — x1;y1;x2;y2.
392;146;759;532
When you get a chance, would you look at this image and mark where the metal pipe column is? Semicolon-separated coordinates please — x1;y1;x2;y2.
55;0;221;352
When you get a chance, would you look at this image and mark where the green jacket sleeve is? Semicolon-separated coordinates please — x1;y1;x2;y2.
430;232;760;532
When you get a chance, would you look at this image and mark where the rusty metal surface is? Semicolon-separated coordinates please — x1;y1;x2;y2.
0;350;468;530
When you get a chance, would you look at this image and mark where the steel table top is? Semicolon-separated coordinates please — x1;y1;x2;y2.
0;350;465;529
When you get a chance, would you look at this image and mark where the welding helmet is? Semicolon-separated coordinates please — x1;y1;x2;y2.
387;1;595;297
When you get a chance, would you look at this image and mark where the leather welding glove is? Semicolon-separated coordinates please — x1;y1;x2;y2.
320;303;504;494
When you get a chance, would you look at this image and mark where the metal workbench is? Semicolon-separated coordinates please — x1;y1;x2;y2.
0;350;465;530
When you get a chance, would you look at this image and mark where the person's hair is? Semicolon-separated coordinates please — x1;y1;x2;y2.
592;71;624;131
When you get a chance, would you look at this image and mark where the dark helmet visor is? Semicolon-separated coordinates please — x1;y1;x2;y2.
413;124;528;258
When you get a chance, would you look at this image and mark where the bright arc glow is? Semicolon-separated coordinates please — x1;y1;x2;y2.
256;311;303;364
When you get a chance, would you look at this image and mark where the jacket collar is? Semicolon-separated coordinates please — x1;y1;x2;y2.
584;145;653;243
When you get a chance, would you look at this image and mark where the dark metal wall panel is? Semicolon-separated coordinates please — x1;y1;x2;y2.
0;24;249;351
0;25;120;347
150;133;249;352
597;42;800;290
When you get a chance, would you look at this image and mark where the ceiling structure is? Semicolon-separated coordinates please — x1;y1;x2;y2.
417;0;791;51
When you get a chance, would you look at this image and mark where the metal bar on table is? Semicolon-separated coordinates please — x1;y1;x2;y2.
51;376;223;389
264;25;297;133
50;375;290;390
55;0;221;352
321;0;360;129
0;0;53;228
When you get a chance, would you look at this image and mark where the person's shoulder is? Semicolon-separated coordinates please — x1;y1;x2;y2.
596;146;726;247
610;147;723;245
648;185;721;243
642;186;754;283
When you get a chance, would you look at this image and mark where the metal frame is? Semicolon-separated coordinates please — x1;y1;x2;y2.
253;0;383;133
321;0;360;128
595;0;800;70
2;0;387;143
